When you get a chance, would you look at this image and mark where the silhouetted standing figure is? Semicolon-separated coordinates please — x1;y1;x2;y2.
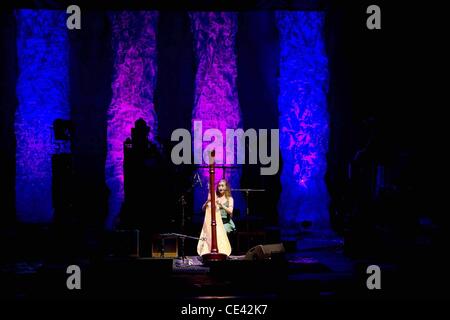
119;118;175;256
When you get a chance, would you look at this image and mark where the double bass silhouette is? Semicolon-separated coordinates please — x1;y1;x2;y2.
197;150;231;261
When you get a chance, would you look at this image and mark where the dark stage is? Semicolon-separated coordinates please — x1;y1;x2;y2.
1;0;448;314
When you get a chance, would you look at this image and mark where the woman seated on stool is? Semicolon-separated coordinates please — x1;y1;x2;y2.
202;179;236;235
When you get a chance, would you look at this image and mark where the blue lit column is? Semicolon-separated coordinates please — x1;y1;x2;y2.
15;10;69;223
276;11;330;239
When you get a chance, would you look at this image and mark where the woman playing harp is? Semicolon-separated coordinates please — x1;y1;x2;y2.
197;152;233;258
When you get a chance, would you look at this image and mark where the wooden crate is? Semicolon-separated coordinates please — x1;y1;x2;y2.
151;235;178;258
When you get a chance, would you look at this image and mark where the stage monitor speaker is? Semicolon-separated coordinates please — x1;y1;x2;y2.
244;243;285;260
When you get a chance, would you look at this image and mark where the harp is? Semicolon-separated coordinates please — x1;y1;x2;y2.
196;150;231;261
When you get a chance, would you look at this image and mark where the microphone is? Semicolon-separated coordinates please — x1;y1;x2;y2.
198;173;202;187
194;172;202;187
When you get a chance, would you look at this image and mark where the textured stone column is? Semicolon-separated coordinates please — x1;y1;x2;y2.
106;12;159;228
276;11;330;238
189;12;243;216
15;10;69;222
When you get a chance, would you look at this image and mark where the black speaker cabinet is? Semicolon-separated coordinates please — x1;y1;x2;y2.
245;243;285;260
151;235;178;258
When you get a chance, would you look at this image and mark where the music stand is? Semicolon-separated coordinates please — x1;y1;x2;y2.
231;188;265;231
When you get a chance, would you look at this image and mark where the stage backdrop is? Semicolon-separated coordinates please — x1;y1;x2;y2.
13;9;330;238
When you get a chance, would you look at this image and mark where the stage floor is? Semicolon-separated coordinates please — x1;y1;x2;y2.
3;232;449;304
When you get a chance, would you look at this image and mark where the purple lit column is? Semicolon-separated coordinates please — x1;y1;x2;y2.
15;10;69;223
189;12;243;215
106;12;159;229
276;11;330;239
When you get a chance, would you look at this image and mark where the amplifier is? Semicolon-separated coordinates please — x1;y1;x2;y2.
151;235;178;258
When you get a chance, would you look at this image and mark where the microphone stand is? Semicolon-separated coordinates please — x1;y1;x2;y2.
179;195;187;262
177;172;201;262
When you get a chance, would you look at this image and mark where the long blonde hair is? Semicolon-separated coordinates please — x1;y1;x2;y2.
216;179;232;199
